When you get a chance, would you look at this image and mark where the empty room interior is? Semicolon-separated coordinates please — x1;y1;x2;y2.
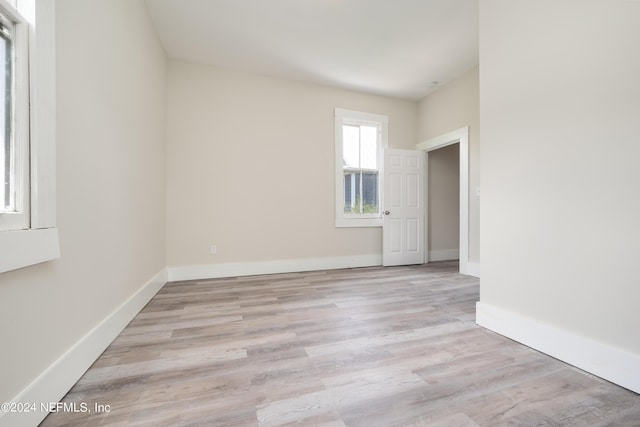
1;0;639;426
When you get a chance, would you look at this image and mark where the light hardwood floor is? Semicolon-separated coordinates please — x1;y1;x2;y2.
41;262;640;426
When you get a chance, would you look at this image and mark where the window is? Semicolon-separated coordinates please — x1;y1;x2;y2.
0;1;29;232
335;108;388;227
0;0;59;274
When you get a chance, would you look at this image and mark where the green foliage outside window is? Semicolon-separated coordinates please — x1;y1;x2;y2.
344;195;378;214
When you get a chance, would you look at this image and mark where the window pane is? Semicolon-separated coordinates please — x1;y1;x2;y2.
0;30;8;211
343;172;358;213
342;171;378;214
362;172;378;213
342;125;360;168
342;125;378;214
360;125;377;169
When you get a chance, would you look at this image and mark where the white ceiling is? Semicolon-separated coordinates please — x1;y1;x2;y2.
146;0;478;100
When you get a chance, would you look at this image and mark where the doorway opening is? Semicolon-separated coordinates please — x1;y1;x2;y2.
416;127;469;275
428;143;460;262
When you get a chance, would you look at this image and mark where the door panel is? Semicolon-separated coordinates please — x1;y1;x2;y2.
407;174;419;207
389;174;402;207
407;218;419;252
383;149;425;266
389;219;402;253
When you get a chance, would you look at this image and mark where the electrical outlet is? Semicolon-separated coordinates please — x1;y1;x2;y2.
210;245;217;255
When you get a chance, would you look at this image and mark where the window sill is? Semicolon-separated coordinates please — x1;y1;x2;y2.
335;218;383;228
0;227;60;273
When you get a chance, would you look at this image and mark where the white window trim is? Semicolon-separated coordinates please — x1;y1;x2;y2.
0;2;30;231
0;0;58;274
334;108;388;228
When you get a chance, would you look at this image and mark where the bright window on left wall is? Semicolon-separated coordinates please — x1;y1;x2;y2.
0;1;29;232
0;0;59;274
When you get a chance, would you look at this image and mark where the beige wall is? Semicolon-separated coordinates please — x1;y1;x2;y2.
428;144;460;259
0;0;166;404
417;66;480;264
480;1;640;353
166;61;417;267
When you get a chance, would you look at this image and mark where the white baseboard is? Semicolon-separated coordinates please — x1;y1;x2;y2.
466;262;480;278
168;255;383;282
0;269;168;427
476;302;640;394
428;249;459;262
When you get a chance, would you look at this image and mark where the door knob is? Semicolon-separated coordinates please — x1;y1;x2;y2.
384;210;390;215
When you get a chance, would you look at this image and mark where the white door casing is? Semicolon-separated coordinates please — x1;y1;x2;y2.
383;149;425;266
416;126;469;275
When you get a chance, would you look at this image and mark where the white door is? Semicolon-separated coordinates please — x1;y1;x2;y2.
383;149;425;266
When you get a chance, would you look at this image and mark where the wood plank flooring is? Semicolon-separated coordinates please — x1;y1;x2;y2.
41;262;640;426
